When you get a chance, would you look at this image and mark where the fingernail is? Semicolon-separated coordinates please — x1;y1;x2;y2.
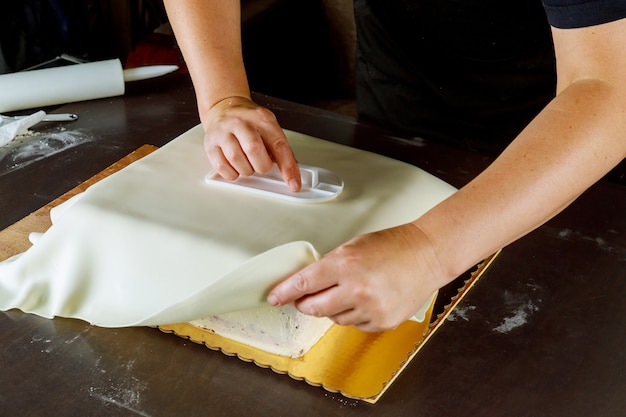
289;179;300;192
267;294;279;306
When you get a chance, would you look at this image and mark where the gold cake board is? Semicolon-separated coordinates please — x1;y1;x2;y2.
158;254;496;403
0;146;499;404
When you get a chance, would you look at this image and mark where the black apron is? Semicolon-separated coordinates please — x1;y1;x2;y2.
354;0;557;155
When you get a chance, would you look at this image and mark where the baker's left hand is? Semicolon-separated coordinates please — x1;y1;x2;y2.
267;223;447;332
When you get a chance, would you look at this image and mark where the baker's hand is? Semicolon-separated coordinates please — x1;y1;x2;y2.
202;96;301;191
267;223;447;332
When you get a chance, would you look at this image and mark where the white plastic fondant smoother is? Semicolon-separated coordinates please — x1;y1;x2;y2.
0;59;125;113
205;163;344;203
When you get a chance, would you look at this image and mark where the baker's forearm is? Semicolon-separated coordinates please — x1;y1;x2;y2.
163;0;250;120
416;78;626;283
164;0;300;188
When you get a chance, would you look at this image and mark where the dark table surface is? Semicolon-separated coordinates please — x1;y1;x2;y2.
1;73;625;417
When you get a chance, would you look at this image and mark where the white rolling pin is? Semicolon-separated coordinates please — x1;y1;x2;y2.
0;59;178;113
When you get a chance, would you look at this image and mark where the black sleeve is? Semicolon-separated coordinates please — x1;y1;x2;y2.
542;0;626;28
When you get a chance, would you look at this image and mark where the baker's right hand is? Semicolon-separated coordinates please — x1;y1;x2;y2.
201;96;301;192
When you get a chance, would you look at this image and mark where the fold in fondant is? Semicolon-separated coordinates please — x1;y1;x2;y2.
0;126;456;327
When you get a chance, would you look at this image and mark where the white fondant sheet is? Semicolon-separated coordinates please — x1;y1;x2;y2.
0;126;456;327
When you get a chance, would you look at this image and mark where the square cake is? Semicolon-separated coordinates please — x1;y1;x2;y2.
192;304;334;358
0;126;456;359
